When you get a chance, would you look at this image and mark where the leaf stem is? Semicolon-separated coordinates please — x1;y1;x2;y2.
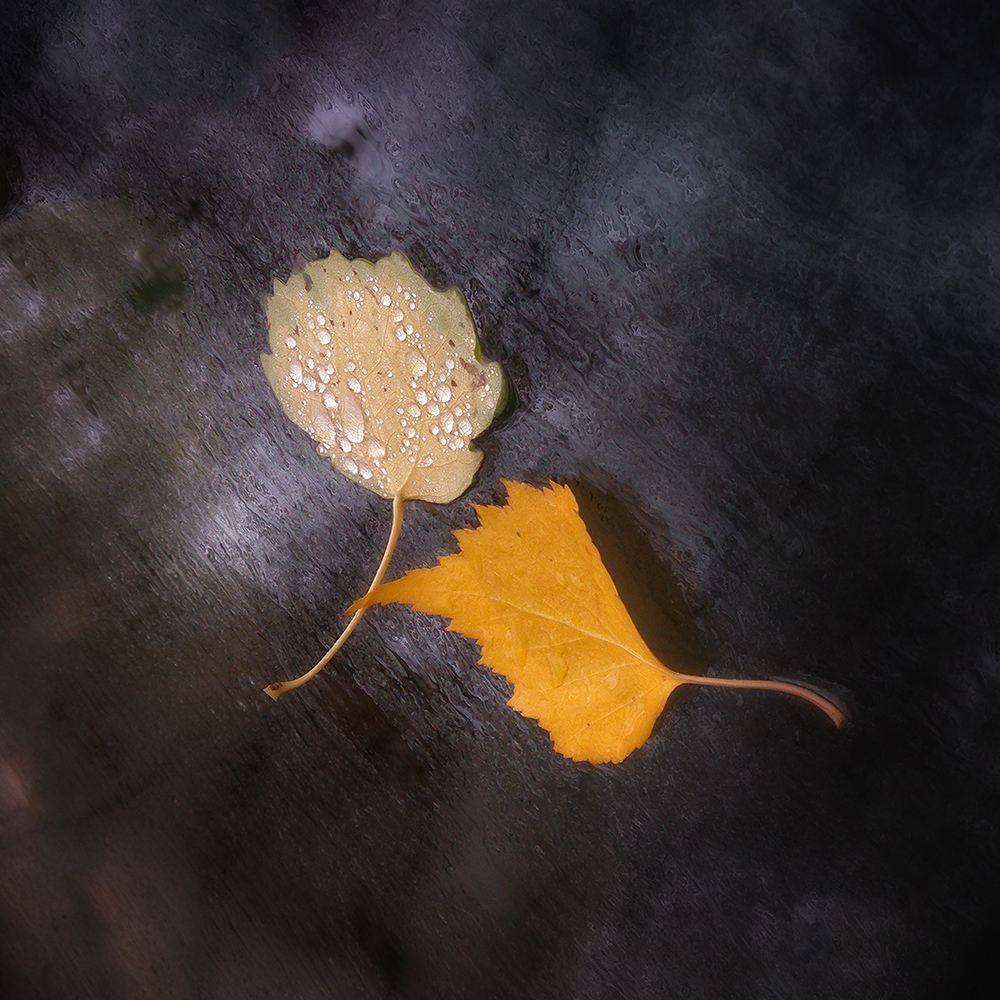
672;671;848;727
265;492;406;701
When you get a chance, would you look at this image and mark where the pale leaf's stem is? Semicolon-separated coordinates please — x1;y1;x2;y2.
265;492;405;701
671;670;848;727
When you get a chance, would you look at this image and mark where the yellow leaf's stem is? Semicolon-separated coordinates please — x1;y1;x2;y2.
671;671;848;727
264;492;406;701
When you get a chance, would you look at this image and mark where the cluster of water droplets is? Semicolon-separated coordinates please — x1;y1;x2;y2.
274;266;481;493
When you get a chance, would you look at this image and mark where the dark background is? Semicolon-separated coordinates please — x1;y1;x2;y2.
2;1;999;997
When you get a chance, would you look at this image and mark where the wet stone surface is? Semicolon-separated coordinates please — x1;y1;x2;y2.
2;2;1000;999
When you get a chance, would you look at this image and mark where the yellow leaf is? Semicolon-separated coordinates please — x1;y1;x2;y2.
352;481;847;764
260;250;505;698
261;249;504;503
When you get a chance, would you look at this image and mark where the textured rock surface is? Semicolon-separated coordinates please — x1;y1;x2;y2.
2;2;999;998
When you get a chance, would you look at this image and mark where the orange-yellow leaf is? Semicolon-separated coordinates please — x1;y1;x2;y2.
351;481;846;764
